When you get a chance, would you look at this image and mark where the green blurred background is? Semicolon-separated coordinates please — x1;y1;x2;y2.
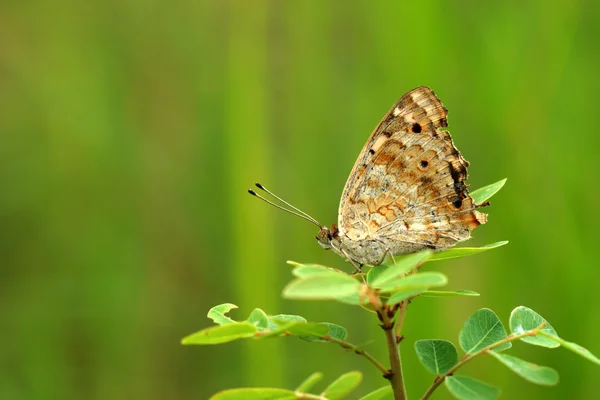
1;0;599;399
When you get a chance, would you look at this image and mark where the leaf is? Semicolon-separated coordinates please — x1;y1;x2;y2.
366;264;389;285
509;306;559;348
538;332;600;365
384;273;448;305
292;264;349;279
421;290;480;297
283;274;362;300
470;178;507;205
295;372;323;393
335;292;370;306
246;308;268;330
489;351;559;385
414;339;458;375
370;250;432;287
270;314;307;325
286;260;304;268
302;322;348;343
459;308;511;354
378;272;448;292
259;323;304;338
207;303;238;325
182;322;257;345
209;388;297;400
286;322;329;337
258;315;309;338
429;241;508;262
322;371;363;400
445;376;501;400
358;385;393;400
386;289;426;306
324;323;348;340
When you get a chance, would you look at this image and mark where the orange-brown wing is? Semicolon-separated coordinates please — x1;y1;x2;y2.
337;86;485;252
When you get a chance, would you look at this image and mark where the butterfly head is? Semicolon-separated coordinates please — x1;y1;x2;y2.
316;224;339;250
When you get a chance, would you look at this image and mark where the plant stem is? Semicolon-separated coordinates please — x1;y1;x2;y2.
394;301;408;342
323;335;389;375
379;308;407;400
420;322;547;400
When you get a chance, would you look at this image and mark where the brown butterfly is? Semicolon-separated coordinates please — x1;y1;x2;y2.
250;87;487;268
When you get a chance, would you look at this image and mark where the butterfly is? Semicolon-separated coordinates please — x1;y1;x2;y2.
249;86;487;268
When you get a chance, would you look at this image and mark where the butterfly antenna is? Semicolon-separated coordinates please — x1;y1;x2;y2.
248;185;322;228
254;183;323;226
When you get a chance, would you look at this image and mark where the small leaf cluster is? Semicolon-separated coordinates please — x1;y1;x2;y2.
181;303;348;345
182;304;391;399
209;371;392;400
282;242;507;307
416;306;600;399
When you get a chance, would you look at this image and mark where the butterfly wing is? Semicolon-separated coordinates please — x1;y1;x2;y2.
337;86;486;255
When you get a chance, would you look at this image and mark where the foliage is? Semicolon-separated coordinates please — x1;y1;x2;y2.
183;180;599;399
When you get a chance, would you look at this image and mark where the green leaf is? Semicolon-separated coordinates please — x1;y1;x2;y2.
286;322;329;337
302;322;348;343
258;315;309;337
322;371;363;400
538;332;600;365
292;264;349;279
295;372;323;393
359;385;393;400
509;306;559;348
489;351;559;385
286;260;304;268
207;303;238;325
414;339;458;375
421;290;480;297
366;264;389;285
445;376;501;400
370;250;432;287
470;178;507;205
378;271;448;292
270;314;307;324
459;308;511;354
182;322;257;345
323;322;348;340
246;308;269;330
429;241;508;262
334;292;370;305
387;289;425;306
283;274;361;300
258;324;303;338
209;388;297;400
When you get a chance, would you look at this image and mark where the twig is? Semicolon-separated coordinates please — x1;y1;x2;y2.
323;335;389;376
394;301;408;343
420;322;548;400
378;308;407;400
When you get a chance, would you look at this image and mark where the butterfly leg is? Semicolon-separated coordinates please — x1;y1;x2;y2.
386;248;397;265
340;249;367;282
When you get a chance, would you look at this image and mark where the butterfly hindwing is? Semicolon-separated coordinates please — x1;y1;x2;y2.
336;87;486;259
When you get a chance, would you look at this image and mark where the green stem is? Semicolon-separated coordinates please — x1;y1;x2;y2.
379;308;407;400
323;335;389;375
394;301;408;342
420;322;547;400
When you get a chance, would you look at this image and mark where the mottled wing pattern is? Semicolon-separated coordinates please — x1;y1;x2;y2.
337;86;486;255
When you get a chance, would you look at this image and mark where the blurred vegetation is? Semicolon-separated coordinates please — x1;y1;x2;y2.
1;1;599;399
